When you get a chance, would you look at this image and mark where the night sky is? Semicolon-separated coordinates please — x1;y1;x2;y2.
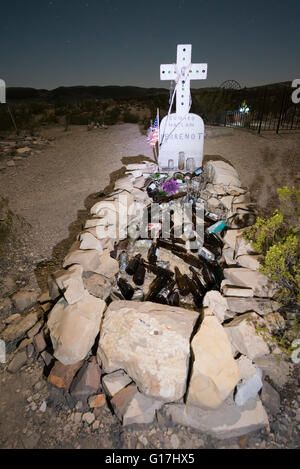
1;0;299;89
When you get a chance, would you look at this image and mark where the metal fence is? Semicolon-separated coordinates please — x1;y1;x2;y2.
223;87;300;134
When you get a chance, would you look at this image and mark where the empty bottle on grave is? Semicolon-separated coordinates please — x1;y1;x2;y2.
172;250;204;270
133;259;146;286
117;277;134;300
148;243;159;264
157;238;187;254
174;267;190;296
189;266;207;293
168;287;180;307
155;280;176;305
145;275;167;302
126;254;142;276
153;191;187;204
184;275;203;308
119;251;129;273
143;260;174;279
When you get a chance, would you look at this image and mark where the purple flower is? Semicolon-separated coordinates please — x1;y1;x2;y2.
162;179;179;195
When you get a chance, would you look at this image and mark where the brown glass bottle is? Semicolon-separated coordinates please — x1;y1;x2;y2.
133;259;146;286
168;287;180;307
184;275;203;308
172;250;204;269
126;254;141;275
145;275;167;302
174;267;190;296
148;243;158;264
117;278;134;300
153;191;187;204
157;238;187;254
143;260;174;279
189;266;207;294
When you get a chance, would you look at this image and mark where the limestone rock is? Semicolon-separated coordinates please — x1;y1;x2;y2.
48;291;106;365
186;315;240;409
84;217;105;229
96;251;119;278
79;232;104;253
83;273;113;300
111;383;163;426
63;243;102;274
224;313;270;360
205;160;241;187
222;229;244;250
102;370;132;397
88;394;106;408
4;313;21;325
52;265;85;305
223;268;277;298
236;254;261;270
253;355;292;388
235;235;257;257
91;199;118;216
82;412;95;425
261;381;281;415
203;290;229;323
220;196;234;211
225;297;280;315
165;396;268;439
48;360;84;390
97;300;199;401
223;247;237;266
70;359;101;400
7;351;27;373
221;281;254;298
1;310;39;341
33;331;47;353
11;289;38;313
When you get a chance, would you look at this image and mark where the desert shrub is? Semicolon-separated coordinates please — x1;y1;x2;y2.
244;186;300;309
123;111;139;124
69;113;89;125
105;106;120;125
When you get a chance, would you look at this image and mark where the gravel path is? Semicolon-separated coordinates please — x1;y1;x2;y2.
0;124;153;261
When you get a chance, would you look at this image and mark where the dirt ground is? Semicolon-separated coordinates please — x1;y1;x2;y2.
0;123;300;449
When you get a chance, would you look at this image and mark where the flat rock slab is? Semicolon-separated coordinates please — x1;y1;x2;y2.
97;300;199;402
223;268;277;298
48;360;84;390
11;290;38;313
186;315;240;409
253;354;293;388
224;313;270;360
48;291;106;365
111;383;163;426
204;161;241;187
165;396;268;439
225;297;280;315
102;370;132;397
1;310;39;341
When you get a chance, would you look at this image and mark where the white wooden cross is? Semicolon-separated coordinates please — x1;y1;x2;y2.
160;44;207;116
0;79;6;103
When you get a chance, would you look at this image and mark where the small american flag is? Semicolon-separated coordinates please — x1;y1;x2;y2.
147;115;159;147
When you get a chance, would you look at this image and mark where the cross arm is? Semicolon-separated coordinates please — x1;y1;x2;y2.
188;64;208;80
160;64;177;80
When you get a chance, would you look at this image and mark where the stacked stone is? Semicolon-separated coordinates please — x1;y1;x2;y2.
1;158;289;439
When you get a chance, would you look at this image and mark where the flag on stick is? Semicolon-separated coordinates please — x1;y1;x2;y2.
146;115;159;147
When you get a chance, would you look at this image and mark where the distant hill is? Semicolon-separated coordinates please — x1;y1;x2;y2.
6;85;170;103
5;81;293;104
